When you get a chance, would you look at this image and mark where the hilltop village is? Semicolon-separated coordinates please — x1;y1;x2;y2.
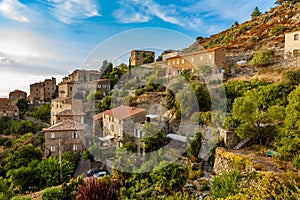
1;1;300;199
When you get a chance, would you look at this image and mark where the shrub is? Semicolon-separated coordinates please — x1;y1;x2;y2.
270;26;286;36
292;154;300;169
76;177;120;200
250;49;274;67
41;187;64;200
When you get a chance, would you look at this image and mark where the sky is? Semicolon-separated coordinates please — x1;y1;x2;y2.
0;0;275;97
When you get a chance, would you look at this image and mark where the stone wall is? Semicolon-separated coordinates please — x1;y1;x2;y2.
213;147;258;175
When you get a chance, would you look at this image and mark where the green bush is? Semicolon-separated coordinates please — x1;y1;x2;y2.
270;26;286;36
41;187;64;200
292;154;300;169
250;49;274;67
0;138;12;147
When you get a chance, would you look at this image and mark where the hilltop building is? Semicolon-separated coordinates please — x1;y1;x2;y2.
285;30;300;67
130;50;155;66
165;47;226;77
44;119;85;157
50;97;83;125
58;69;110;98
29;77;56;104
9;89;27;105
95;105;146;147
0;98;19;119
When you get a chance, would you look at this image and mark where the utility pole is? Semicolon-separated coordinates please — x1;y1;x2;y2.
59;138;63;182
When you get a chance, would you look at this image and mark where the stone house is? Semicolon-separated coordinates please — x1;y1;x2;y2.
165;47;226;77
44;119;85;157
50;97;83;125
29;77;56;104
0;98;19;119
9;89;27;105
285;30;300;67
55;109;85;124
98;105;146;145
130;50;155;66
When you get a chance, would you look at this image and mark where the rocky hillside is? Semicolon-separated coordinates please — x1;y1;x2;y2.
188;2;300;56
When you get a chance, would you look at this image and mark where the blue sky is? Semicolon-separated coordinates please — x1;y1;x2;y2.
0;0;275;97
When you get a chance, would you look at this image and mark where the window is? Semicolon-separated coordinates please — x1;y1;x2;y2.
294;34;299;41
50;146;56;152
182;59;184;64
177;60;180;64
72;132;78;138
51;133;56;139
73;144;78;151
110;125;114;132
70;87;73;92
168;61;171;65
134;129;137;137
208;54;212;59
191;69;195;74
191;57;194;62
200;56;203;61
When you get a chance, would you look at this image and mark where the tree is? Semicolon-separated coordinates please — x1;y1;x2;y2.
142;132;171;153
16;98;29;114
6;144;43;170
0;177;14;200
150;161;188;195
250;49;274;67
232;88;285;145
33;104;51;122
83;150;94;162
187;130;203;158
276;85;300;162
38;158;74;187
97;95;111;112
7;160;40;193
87;92;103;102
15;120;36;135
192;82;211;112
251;6;261;19
142;52;154;64
100;60;113;78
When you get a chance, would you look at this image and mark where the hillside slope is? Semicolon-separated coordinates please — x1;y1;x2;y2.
189;2;300;56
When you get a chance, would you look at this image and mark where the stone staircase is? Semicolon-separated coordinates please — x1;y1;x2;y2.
233;138;251;150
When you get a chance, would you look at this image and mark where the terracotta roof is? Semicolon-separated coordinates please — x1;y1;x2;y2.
52;97;81;105
0;105;19;111
102;105;146;120
93;112;104;120
9;90;27;94
0;98;10;101
56;109;85;116
45;119;85;131
166;47;224;60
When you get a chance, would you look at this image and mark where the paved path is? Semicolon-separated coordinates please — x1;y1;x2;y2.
74;156;89;178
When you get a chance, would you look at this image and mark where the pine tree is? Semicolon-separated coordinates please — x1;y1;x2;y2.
251;6;262;19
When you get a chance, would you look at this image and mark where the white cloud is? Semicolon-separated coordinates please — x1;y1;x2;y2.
0;0;30;22
47;0;101;24
113;0;184;26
